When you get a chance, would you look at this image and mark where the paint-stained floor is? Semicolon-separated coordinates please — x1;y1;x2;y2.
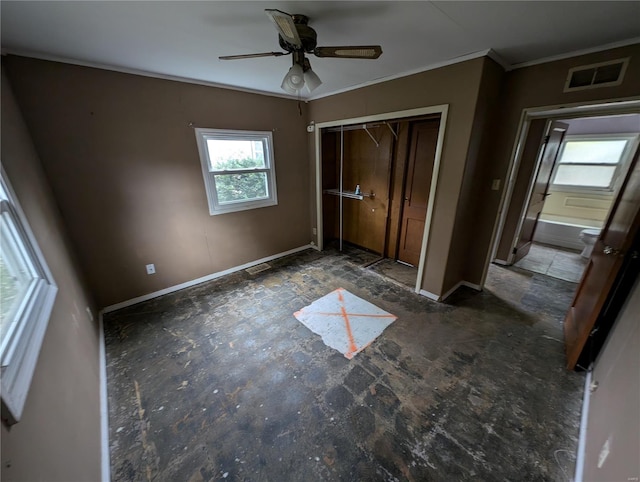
104;247;584;481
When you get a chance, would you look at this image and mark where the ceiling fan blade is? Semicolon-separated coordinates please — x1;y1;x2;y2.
265;9;302;48
314;46;383;59
219;52;287;60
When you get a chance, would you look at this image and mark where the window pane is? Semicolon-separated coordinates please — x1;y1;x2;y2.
554;165;616;188
560;140;627;165
1;213;37;342
214;173;268;204
206;139;266;171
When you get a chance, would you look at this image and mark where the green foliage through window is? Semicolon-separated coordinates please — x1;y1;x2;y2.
215;172;268;204
195;129;277;215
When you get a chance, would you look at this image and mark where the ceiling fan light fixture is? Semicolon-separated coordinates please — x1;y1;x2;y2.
304;68;322;93
281;63;305;94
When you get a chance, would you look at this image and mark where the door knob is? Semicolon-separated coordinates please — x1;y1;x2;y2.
603;246;623;256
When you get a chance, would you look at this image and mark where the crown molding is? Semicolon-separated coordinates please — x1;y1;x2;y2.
307;49;493;101
510;37;640;70
4;36;639;102
1;48;299;101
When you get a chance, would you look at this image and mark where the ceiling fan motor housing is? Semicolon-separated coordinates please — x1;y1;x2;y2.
278;14;318;53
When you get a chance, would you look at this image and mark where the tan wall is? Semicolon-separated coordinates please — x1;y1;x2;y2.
445;57;505;291
493;43;640;262
540;190;614;227
309;58;485;295
1;70;101;481
583;278;640;481
4;56;311;308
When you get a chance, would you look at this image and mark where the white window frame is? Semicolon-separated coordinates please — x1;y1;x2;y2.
194;128;278;215
550;133;639;194
1;169;58;425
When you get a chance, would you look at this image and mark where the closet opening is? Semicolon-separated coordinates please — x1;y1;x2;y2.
318;113;442;291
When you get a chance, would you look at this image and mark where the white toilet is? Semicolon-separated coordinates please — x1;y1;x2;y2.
579;229;600;258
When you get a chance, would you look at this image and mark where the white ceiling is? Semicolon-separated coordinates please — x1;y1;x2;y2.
2;1;639;100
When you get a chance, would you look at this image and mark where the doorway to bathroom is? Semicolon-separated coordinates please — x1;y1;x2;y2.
513;113;639;284
493;111;640;283
488;99;640;369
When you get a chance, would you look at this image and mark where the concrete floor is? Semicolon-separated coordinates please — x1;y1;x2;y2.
105;247;584;481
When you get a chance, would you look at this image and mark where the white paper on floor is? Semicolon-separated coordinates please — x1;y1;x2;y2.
294;288;397;359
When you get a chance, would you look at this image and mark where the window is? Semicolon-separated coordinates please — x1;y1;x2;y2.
1;170;57;425
551;134;638;192
194;129;278;215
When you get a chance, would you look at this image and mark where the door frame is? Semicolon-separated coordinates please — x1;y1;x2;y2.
483;97;640;287
314;104;449;294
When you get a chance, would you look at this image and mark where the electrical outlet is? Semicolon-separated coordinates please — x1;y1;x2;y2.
312;227;317;235
146;263;156;275
491;179;501;191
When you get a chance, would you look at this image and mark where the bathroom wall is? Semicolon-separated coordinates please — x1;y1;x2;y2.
534;114;640;248
538;193;614;228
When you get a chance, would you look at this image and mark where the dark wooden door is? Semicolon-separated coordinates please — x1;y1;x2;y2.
564;146;640;370
398;120;438;266
342;127;394;254
513;121;568;263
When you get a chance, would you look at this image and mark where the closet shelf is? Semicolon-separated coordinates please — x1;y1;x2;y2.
323;189;374;200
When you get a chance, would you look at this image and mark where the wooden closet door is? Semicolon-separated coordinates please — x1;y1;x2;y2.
397;120;439;266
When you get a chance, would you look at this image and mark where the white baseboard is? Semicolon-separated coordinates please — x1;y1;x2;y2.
492;258;510;266
98;313;110;482
419;281;481;302
574;369;592;482
102;244;313;313
419;289;440;301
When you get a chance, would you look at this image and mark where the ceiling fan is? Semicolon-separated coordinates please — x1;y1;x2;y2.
219;9;383;94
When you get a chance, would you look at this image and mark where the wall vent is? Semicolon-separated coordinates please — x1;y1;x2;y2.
564;58;629;92
245;263;271;275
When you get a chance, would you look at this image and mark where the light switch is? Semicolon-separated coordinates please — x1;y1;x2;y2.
491;179;501;191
